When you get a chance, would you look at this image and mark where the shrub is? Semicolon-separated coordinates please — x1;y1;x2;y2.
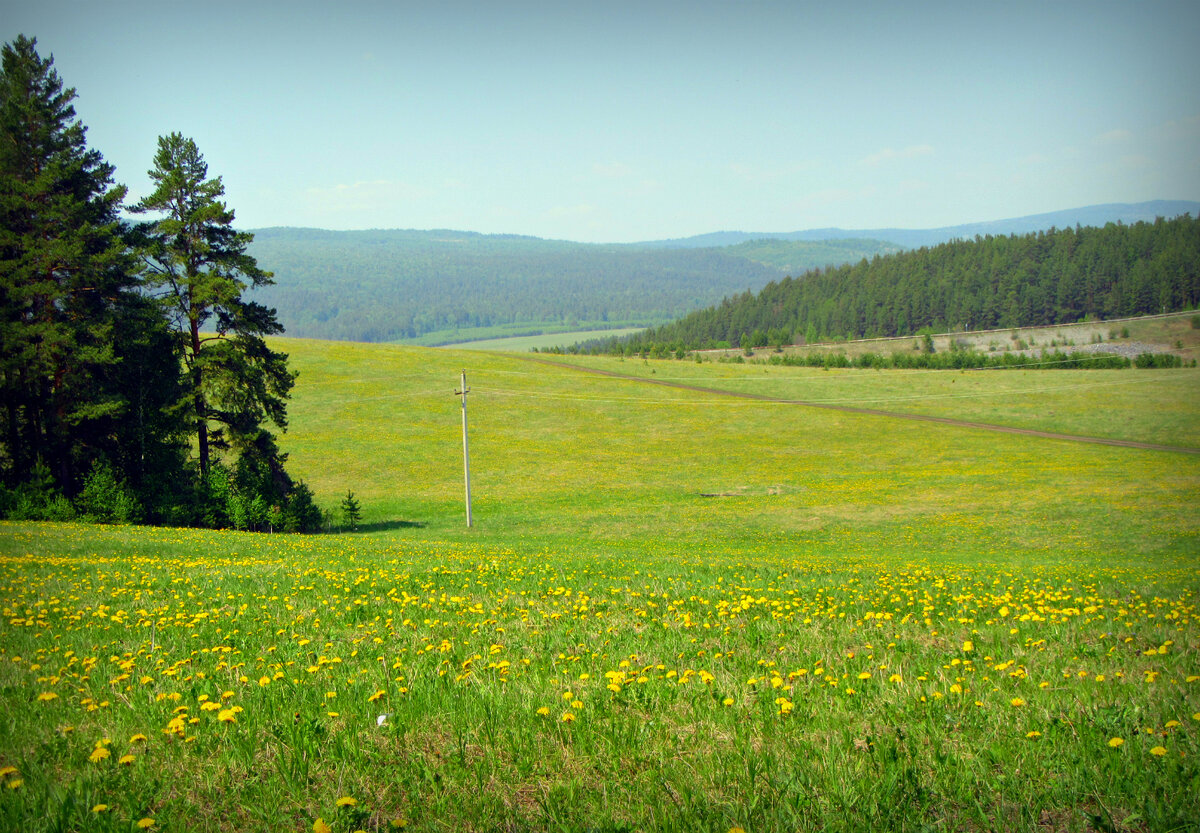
76;461;142;524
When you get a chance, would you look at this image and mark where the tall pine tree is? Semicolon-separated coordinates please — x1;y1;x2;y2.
0;35;146;493
131;133;295;480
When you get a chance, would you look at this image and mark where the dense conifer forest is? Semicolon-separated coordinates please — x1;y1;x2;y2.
245;229;901;343
591;216;1200;353
0;37;322;530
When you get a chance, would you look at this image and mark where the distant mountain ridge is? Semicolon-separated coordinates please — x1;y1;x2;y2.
246;201;1199;344
640;201;1200;249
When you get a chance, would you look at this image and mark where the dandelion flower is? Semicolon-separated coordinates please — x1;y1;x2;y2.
1010;698;1025;707
1026;731;1042;739
962;640;974;653
536;707;549;716
130;734;147;744
336;796;357;807
1149;746;1167;756
368;690;386;702
1108;737;1124;748
0;766;16;779
888;674;902;683
6;779;21;789
92;804;108;813
722;697;735;706
119;754;136;766
561;712;576;723
89;747;110;763
37;692;58;702
217;709;237;723
137;819;155;829
857;672;871;681
314;820;332;833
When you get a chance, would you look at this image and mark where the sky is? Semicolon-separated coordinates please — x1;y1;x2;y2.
3;0;1199;243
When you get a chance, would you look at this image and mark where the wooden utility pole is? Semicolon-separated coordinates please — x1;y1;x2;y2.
455;370;473;527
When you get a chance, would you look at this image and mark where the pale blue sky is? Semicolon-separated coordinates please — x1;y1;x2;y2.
4;0;1198;242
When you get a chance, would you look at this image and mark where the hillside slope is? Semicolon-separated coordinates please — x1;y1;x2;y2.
599;215;1200;351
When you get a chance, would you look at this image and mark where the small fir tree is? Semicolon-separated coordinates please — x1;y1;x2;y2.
340;489;362;531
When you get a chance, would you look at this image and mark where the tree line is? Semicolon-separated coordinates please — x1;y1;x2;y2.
0;36;322;530
583;216;1200;355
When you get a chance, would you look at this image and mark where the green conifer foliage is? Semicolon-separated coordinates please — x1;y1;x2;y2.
0;35;139;491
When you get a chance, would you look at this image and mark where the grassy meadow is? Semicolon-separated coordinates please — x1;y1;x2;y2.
1;337;1198;832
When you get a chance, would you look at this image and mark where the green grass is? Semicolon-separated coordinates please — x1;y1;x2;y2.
444;327;649;352
1;337;1197;831
398;321;657;348
541;353;1200;450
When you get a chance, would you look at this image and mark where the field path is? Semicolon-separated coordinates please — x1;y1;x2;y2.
521;356;1200;455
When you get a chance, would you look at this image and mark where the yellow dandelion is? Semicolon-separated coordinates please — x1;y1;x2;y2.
0;766;17;779
6;779;21;789
857;672;871;681
119;754;136;766
722;697;735;706
92;804;108;813
1149;746;1167;756
888;673;902;683
314;819;333;833
258;676;271;687
962;640;973;653
1026;731;1042;739
1010;698;1025;707
336;796;357;807
368;690;386;703
137;818;155;829
89;747;110;763
37;692;59;702
561;712;576;723
217;709;237;723
1108;737;1124;748
535;706;550;716
130;734;147;744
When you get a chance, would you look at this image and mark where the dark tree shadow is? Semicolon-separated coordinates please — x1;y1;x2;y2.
339;520;426;533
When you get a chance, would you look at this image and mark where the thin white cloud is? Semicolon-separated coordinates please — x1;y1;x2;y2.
591;162;633;179
859;144;934;167
729;161;817;183
1094;129;1132;145
545;203;599;219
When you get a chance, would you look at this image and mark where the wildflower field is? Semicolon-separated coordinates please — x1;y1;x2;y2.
2;339;1198;832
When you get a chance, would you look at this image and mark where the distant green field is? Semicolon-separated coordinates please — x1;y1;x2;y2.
398;320;654;348
444;327;648;351
3;337;1197;832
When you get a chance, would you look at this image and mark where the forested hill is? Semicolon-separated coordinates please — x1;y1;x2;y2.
244;229;895;343
598;215;1200;352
